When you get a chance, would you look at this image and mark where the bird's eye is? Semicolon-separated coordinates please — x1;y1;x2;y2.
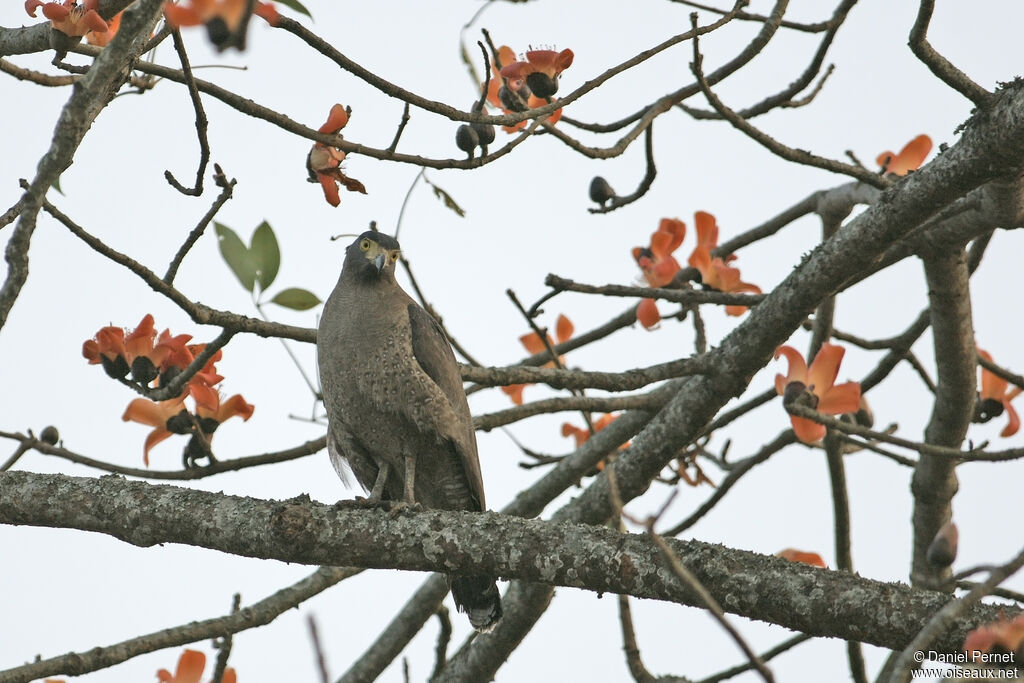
390;250;399;262
360;239;370;251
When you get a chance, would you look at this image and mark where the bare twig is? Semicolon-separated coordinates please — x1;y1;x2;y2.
908;0;991;107
164;28;210;196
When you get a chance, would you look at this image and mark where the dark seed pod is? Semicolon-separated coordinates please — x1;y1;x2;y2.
498;85;530;112
198;417;221;435
456;125;479;157
973;396;1004;423
100;354;130;380
926;521;958;568
589;176;616;205
166;410;195;435
471;122;495;146
39;426;59;446
130;356;159;386
526;72;558;99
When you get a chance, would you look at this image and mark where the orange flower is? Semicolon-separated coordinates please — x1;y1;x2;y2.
774;343;861;444
635;297;661;330
26;0;108;37
876;134;932;176
777;548;826;568
196;392;255;426
157;649;237;683
977;349;1022;437
164;0;279;49
85;9;120;46
501;314;573;405
632;218;686;329
687;211;761;316
123;390;252;465
963;615;1024;660
487;45;566;132
500;48;574;99
634;218;685;288
306;104;367;207
561;413;618;448
122;397;190;465
84;315;195;386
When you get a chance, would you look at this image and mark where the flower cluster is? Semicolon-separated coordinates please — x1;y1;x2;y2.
632;212;760;328
83;315;253;465
773;343;861;444
306;103;367;207
487;46;573;132
501;314;574;405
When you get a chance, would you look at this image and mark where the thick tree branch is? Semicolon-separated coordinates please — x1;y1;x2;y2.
0;470;1016;662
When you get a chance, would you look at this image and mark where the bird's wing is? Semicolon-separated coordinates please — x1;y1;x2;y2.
407;302;465;407
407;302;486;507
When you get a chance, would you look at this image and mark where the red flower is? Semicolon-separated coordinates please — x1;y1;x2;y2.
634;218;686;288
500;48;574;99
164;0;280;49
196;392;255;425
632;218;686;329
777;548;827;568
876;134;932;176
83;314;194;385
487;45;566;132
501;314;574;405
687;211;761;316
964;615;1024;660
561;413;618;448
85;9;119;46
122;397;189;465
978;348;1022;437
774;343;861;444
306;104;367;207
26;0;108;38
635;298;662;330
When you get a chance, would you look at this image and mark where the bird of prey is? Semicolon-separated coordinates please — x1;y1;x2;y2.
317;230;502;632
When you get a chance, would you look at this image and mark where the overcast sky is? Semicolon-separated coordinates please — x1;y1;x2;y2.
3;1;1024;681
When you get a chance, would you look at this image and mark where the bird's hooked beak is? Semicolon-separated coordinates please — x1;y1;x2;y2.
373;252;387;273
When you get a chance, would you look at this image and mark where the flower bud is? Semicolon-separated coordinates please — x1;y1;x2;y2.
455;124;479;157
589;176;616;205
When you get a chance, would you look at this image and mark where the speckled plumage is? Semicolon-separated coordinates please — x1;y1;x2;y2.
317;231;501;632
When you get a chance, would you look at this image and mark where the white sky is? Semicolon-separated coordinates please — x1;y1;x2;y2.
2;1;1024;681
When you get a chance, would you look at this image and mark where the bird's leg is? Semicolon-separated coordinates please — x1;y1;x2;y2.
368;462;390;502
403;453;417;504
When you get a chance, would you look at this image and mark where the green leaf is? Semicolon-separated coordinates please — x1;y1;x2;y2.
250;220;281;291
275;0;312;19
270;287;322;311
426;180;466;218
214;222;257;292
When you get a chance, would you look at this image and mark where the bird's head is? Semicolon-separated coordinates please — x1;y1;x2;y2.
343;231;402;282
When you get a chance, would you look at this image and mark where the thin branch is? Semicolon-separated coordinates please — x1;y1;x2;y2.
386;102;411;155
475;393;662;432
0;566;357;683
164;167;236;283
908;0;991;108
696;633;813;683
164;28;210;196
688;13;888;189
0;429;325;479
588;125;657;214
544;274;765;309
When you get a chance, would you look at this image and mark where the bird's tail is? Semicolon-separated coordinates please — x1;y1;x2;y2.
450;575;502;633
